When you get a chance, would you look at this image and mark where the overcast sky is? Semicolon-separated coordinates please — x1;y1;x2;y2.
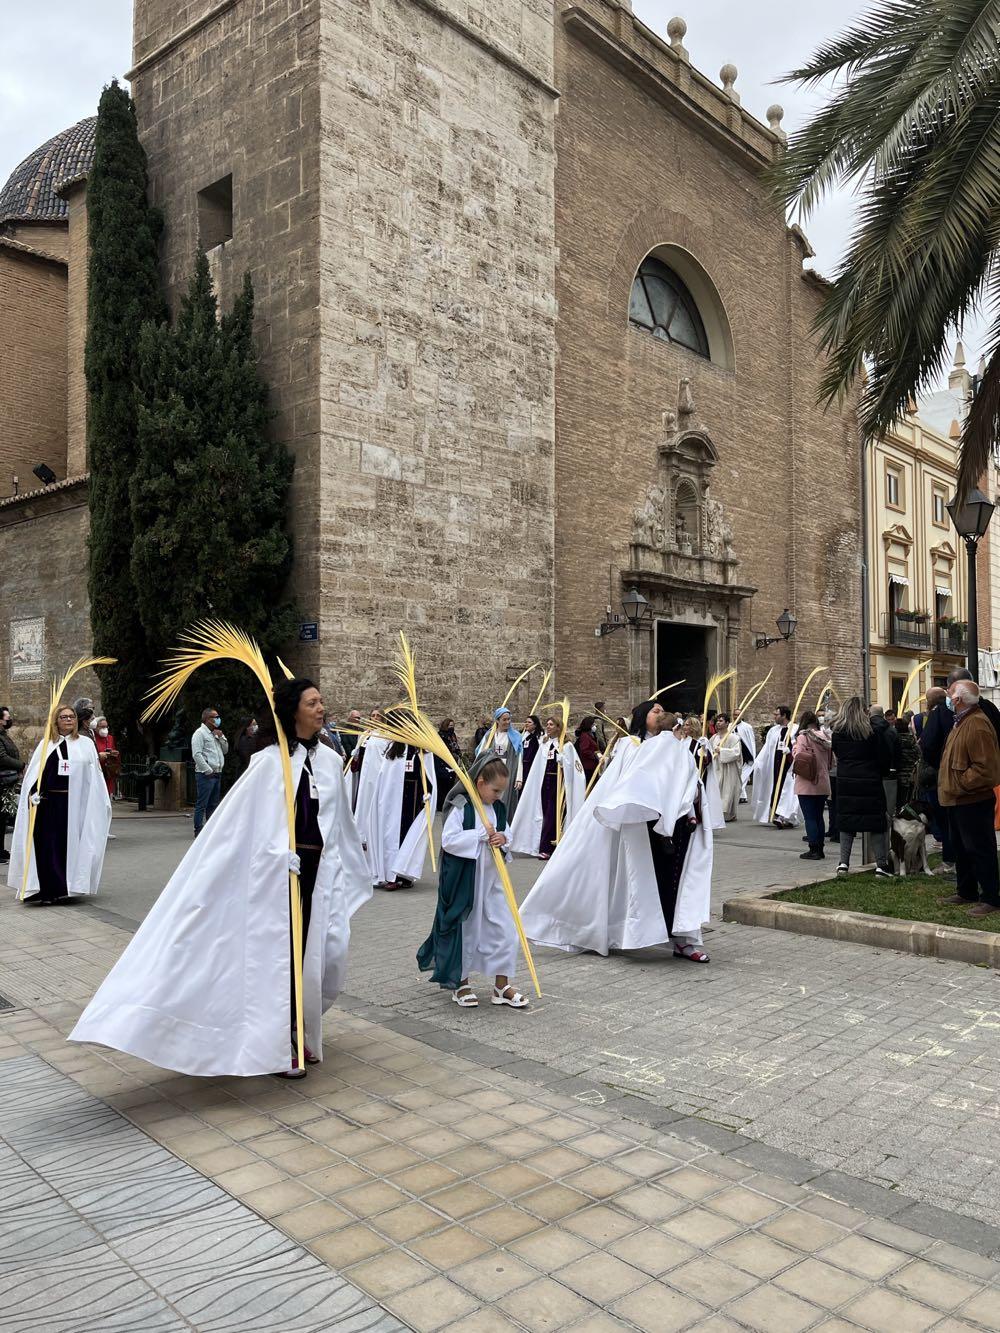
0;0;980;377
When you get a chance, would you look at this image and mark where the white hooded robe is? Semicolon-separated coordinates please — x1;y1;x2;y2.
509;738;587;856
7;734;111;898
69;743;371;1077
368;749;437;885
519;733;711;955
750;724;799;825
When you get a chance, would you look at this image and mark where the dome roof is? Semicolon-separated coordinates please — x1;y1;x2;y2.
0;116;97;226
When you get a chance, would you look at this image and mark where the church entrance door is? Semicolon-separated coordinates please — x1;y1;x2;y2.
656;622;708;714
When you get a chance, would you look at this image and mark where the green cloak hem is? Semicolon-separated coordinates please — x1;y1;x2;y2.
416;798;507;990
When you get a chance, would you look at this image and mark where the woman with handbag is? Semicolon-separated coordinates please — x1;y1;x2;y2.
792;711;832;860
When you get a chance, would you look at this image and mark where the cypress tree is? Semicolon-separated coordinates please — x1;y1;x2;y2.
85;81;165;743
131;252;297;725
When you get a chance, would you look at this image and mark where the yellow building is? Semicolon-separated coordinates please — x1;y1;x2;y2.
867;349;977;709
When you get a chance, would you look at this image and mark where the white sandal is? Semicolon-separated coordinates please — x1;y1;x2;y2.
453;986;478;1007
492;985;529;1008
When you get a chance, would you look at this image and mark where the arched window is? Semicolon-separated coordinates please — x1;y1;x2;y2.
629;256;711;360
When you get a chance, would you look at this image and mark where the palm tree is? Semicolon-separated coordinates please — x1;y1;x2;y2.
768;0;1000;493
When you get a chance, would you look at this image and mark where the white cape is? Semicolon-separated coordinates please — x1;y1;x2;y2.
711;729;742;821
520;733;711;955
368;750;436;885
735;720;757;798
690;737;725;830
7;735;111;897
354;735;389;867
69;743;372;1077
749;724;799;824
509;739;586;855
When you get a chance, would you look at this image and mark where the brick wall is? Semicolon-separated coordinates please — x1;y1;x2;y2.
0;246;68;500
552;0;863;721
4;222;69;261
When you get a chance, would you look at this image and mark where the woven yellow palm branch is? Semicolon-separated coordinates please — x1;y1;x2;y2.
528;669;552;722
696;670;736;776
538;696;572;844
20;655;117;901
359;635;541;996
715;670;773;747
393;637;437;873
900;659;933;714
650;678;686;702
480;661;544;755
141;620;307;1072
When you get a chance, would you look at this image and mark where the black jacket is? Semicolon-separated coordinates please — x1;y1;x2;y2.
831;731;890;833
870;714;902;775
919;702;954;773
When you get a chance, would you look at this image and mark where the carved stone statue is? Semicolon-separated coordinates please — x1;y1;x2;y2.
661;407;678;437
678;376;696;426
632;484;666;550
705;498;724;555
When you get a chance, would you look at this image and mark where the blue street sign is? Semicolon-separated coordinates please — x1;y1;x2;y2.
299;622;319;642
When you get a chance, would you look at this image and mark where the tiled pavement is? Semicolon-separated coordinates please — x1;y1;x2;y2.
3;898;1000;1332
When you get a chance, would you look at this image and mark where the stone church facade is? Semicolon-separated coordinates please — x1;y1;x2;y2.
0;0;863;727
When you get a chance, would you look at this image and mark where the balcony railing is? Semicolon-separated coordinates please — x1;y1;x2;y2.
883;613;932;649
936;624;968;656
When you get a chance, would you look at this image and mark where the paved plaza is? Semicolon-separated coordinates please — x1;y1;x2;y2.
2;809;1000;1330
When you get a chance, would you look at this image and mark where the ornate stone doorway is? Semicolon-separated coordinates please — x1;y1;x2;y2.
626;379;756;705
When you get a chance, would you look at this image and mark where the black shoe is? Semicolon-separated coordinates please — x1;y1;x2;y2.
800;849;824;860
0;849;9;863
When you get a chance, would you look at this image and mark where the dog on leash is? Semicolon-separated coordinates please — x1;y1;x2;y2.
890;803;933;877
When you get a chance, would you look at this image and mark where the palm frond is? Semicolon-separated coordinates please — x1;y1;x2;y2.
700;671;736;738
373;638;542;996
959;310;1000;492
770;665;828;822
141;620;305;1070
901;658;934;712
20;655;117;900
650;678;686;701
528;669;552;720
480;661;544;752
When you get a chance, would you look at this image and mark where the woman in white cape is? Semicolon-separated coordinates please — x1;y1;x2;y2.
70;678;372;1079
367;739;436;889
8;703;110;904
520;701;712;962
509;716;586;858
710;712;742;823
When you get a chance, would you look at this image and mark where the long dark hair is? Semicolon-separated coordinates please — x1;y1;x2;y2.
575;715;596;739
524;714;542;741
258;677;320;754
630;700;656;740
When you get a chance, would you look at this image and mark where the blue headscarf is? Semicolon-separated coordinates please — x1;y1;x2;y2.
477;706;523;757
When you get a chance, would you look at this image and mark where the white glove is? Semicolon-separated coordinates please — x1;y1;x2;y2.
288;851;301;875
29;793;41;807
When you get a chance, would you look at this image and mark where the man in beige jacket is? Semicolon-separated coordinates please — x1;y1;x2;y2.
938;679;1000;917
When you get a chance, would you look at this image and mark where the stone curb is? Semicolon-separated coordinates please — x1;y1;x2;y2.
338;993;1000;1259
722;890;1000;969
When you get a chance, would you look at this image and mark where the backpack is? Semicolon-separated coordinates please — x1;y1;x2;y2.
791;734;817;783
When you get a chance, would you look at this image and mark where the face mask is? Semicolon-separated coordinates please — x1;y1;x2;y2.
247;723;258;735
98;728;109;738
945;696;956;712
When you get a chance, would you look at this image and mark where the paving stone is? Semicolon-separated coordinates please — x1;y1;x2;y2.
894;1202;1000;1257
349;1249;434;1298
841;1287;941;1332
886;1258;984;1311
773;1257;869;1307
660;1207;743;1249
498;1275;594;1331
562;1205;642;1246
507;1226;596;1274
820;1234;910;1280
611;1281;710;1332
450;1252;537;1300
714;1233;802;1279
706;1185;783;1225
410;1225;493;1269
726;1284;824;1332
957;1290;1000;1330
386;1276;482;1332
607;1228;696;1277
808;1170;914;1220
762;1210;848;1253
467;1204;545;1245
666;1254;759;1305
556;1252;648;1303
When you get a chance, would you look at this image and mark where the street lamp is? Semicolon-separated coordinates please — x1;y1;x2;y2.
754;608;797;650
947;488;995;679
597;587;652;636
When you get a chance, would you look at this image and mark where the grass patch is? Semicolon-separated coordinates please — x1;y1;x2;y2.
779;872;1000;933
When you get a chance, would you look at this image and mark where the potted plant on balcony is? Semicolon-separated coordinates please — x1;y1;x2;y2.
896;608;916;622
912;610;930;624
938;615;957;629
